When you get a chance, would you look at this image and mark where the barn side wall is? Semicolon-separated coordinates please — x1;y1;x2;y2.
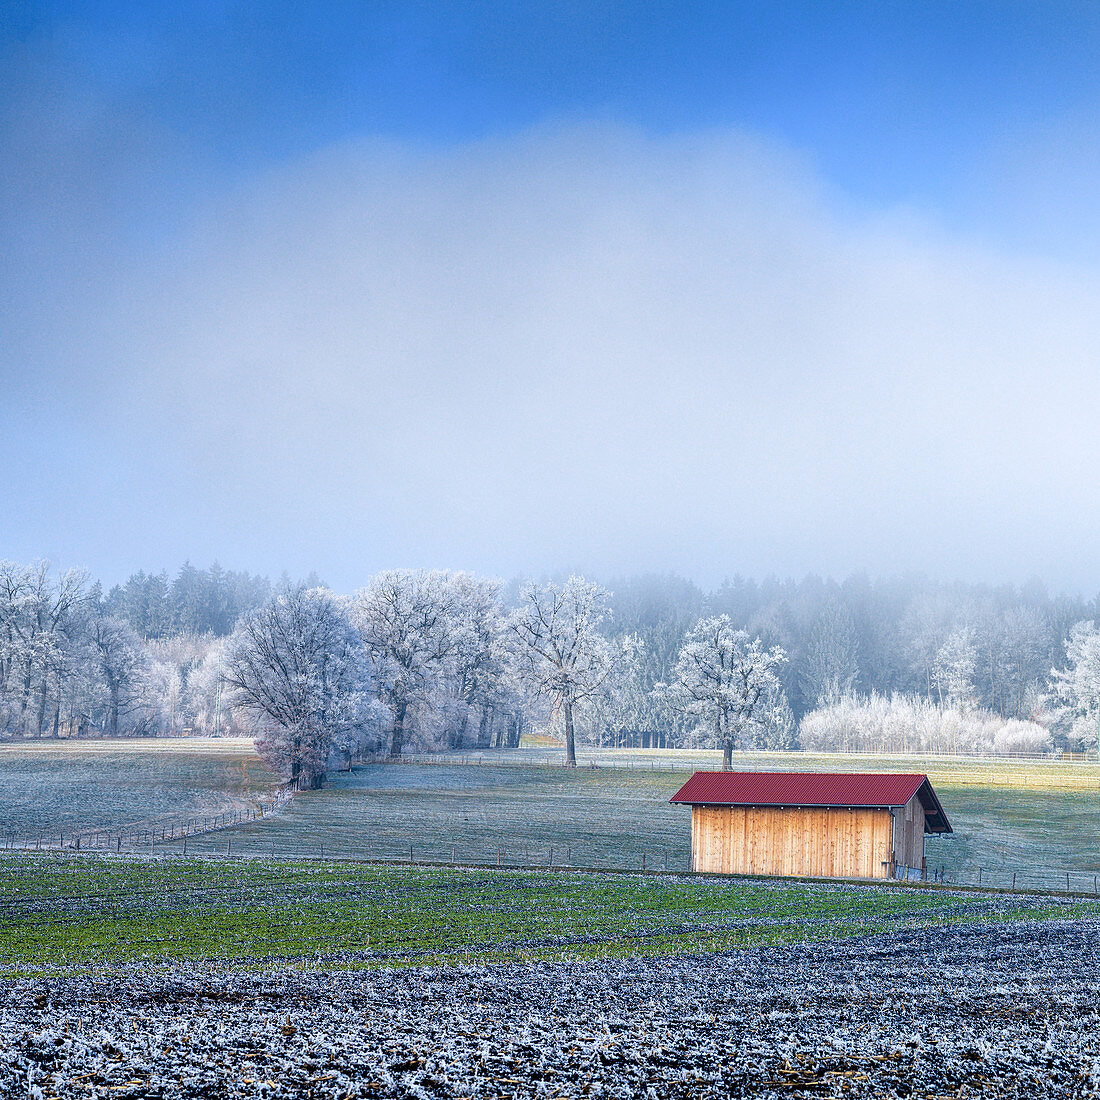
690;805;894;879
892;795;926;872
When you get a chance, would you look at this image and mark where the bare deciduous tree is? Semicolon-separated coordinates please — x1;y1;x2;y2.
512;577;619;767
349;570;460;758
664;615;787;769
223;587;376;788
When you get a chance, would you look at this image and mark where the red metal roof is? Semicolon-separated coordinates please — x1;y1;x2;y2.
670;771;951;832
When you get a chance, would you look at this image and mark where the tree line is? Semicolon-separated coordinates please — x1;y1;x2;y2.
2;560;1099;782
101;562;286;638
224;574;790;785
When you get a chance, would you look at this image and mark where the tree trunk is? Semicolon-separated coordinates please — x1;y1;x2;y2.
721;740;733;769
36;680;49;738
389;697;407;758
563;702;577;767
477;704;492;749
109;685;120;739
452;709;470;750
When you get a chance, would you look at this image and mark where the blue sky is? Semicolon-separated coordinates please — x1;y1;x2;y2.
4;2;1100;592
10;2;1100;217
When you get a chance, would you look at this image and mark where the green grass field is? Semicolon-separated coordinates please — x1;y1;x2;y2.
1;854;1094;975
162;750;1100;891
4;741;1100;892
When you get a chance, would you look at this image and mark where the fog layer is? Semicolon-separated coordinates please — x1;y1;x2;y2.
4;120;1100;590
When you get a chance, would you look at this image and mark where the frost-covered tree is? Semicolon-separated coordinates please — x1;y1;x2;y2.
350;570;461;757
932;626;978;710
511;577;619;767
607;574;704;746
664;616;787;768
0;561;90;737
89;615;151;738
1045;622;1100;753
1000;607;1051;717
446;574;514;749
581;634;647;748
800;599;860;707
222;587;376;788
184;638;234;735
746;677;799;750
903;593;955;699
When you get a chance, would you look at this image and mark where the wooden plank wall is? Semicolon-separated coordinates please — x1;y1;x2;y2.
691;804;896;879
892;796;926;871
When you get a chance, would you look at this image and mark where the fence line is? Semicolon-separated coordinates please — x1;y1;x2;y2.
1;785;295;855
357;747;1100;767
5;830;1099;899
346;751;1100;790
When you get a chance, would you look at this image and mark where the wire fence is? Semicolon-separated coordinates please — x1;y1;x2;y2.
0;785;294;855
348;750;1100;793
5;748;1100;898
4;827;1100;899
363;747;1100;769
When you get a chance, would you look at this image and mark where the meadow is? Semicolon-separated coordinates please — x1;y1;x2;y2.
0;738;277;843
5;740;1100;891
166;748;1100;891
0;853;1095;973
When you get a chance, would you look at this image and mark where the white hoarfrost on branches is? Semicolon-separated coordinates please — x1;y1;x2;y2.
800;599;860;707
447;574;524;749
4;554;1092;758
511;577;624;767
349;569;462;757
932;626;978;710
1045;621;1100;753
222;586;378;788
89;616;152;739
799;691;1052;755
661;615;788;768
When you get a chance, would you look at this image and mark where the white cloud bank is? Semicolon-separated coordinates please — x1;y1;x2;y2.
5;122;1100;590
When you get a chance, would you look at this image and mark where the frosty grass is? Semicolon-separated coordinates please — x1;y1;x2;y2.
2;856;1099;1097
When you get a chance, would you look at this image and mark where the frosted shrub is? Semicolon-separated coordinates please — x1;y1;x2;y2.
800;692;1052;756
993;719;1052;755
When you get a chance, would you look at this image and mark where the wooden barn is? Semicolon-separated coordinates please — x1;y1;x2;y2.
670;771;952;881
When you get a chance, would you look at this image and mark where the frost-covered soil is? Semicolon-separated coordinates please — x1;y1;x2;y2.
4;917;1100;1099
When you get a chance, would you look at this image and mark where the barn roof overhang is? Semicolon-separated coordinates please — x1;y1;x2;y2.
669;771;952;834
